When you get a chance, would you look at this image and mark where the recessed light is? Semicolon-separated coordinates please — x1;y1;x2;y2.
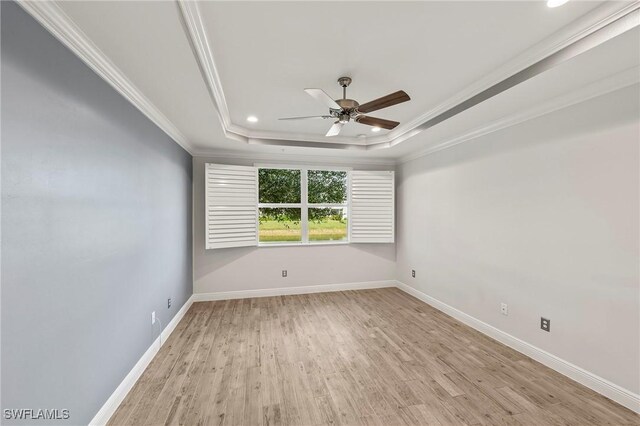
547;0;569;8
371;127;381;132
246;115;258;123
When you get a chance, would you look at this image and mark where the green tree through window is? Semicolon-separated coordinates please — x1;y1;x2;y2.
258;168;348;243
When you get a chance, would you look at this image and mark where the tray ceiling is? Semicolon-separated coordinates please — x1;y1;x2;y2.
21;0;640;160
198;1;600;138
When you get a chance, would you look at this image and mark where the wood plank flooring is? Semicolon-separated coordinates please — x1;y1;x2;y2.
108;288;639;425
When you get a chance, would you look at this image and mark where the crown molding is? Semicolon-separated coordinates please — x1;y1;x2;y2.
377;0;640;148
177;0;368;147
16;0;195;155
399;66;640;164
190;148;397;167
177;0;639;151
18;0;639;157
178;1;368;147
175;0;236;143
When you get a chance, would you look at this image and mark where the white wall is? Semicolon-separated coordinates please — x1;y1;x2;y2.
396;86;640;395
193;156;396;294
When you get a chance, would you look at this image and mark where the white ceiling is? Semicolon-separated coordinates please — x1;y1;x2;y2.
41;1;639;161
199;0;601;137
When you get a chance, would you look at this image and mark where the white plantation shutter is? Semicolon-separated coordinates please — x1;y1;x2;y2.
350;170;395;243
205;164;258;249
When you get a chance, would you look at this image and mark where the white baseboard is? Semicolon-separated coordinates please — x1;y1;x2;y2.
89;295;195;426
192;280;396;302
395;281;640;414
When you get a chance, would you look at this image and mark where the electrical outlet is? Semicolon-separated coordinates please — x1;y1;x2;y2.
411;269;416;278
167;298;172;309
151;311;156;324
541;317;551;332
282;270;287;278
500;303;508;316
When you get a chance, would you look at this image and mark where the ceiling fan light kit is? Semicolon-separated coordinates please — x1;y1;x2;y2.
279;76;411;137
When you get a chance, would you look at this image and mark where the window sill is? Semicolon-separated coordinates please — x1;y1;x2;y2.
257;241;350;248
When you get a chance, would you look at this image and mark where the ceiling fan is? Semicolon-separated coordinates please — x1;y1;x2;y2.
279;77;410;137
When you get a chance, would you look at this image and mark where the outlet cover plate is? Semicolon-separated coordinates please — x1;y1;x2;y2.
501;303;508;316
541;317;551;332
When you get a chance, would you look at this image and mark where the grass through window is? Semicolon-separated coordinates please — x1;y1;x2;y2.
309;208;347;242
259;208;301;243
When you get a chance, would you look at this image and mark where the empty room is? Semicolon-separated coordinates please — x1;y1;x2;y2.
1;0;639;425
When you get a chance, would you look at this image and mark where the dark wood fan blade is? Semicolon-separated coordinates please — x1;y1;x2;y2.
355;115;400;130
357;90;410;114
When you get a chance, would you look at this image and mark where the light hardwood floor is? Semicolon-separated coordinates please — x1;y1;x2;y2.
108;288;639;425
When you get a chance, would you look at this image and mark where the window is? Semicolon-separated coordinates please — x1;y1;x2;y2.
307;170;348;243
258;167;348;244
258;168;302;243
205;163;393;249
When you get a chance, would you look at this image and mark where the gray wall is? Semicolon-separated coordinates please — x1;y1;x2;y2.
396;85;639;395
193;157;396;294
1;3;193;424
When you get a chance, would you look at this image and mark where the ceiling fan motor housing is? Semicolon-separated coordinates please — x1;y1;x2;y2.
332;99;360;123
333;76;360;123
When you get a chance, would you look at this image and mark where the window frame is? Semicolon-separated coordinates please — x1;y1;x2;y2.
256;164;351;246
